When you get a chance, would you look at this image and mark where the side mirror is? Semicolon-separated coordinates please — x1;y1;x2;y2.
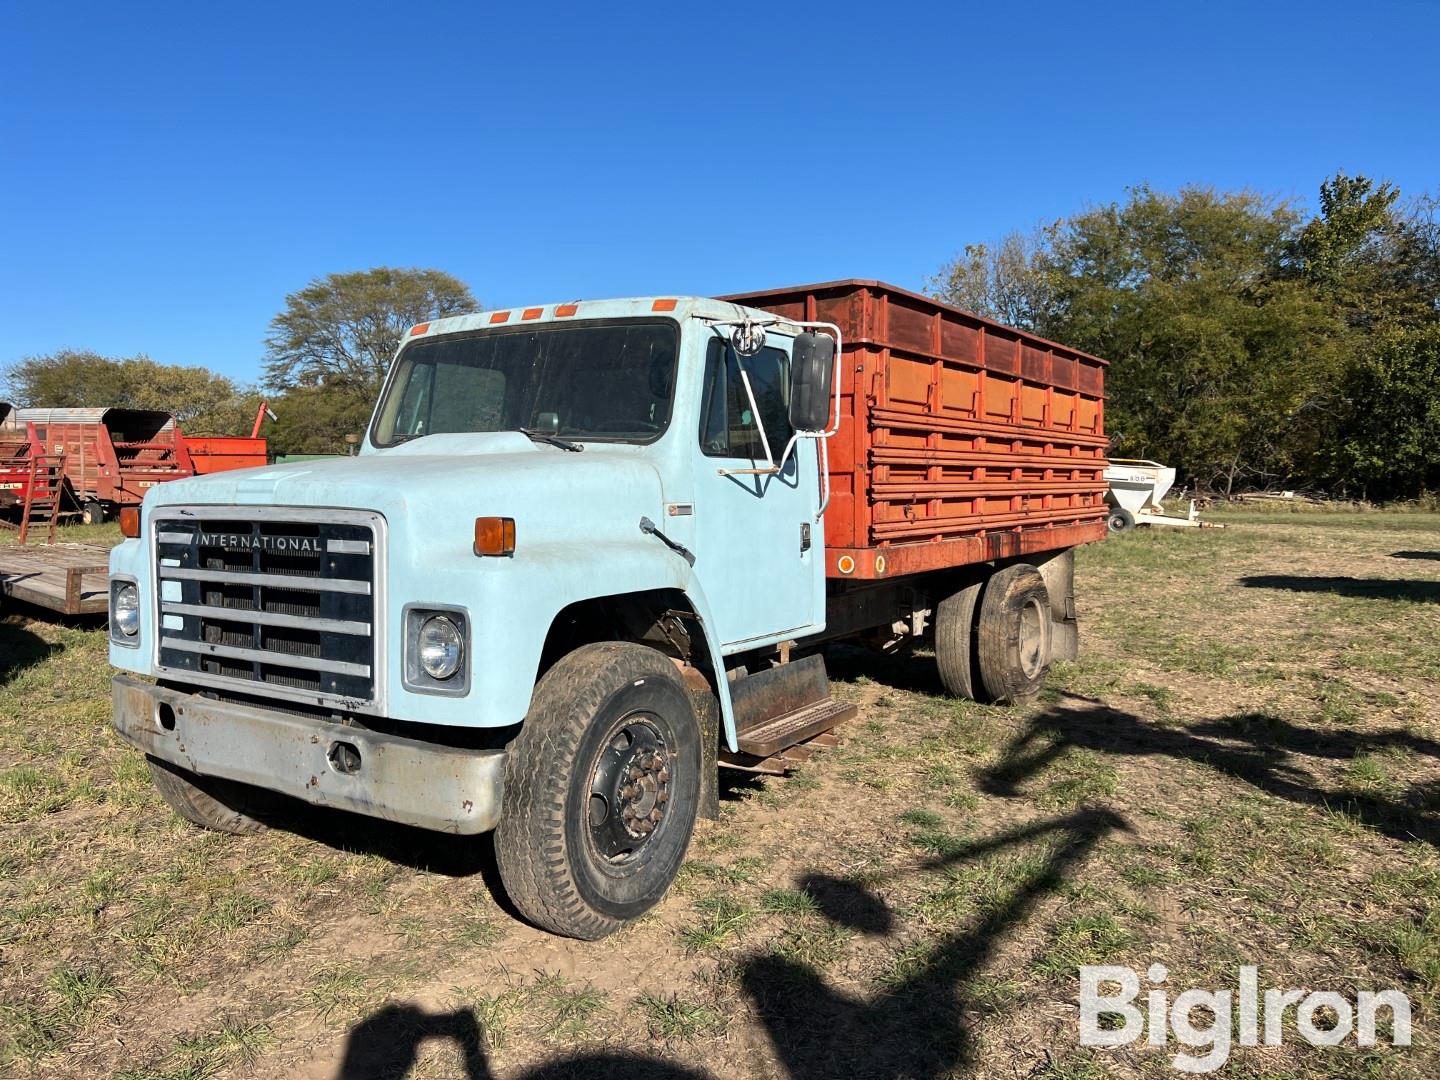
788;331;836;433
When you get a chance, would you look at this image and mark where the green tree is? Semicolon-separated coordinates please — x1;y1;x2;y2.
1295;174;1436;331
262;268;477;394
927;230;1054;330
1037;186;1347;493
1332;325;1440;499
264;384;376;457
2;349;259;435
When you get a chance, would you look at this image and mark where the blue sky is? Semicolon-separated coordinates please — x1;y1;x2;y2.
2;1;1436;386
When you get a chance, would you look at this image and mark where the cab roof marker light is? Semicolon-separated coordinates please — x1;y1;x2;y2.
489;312;510;324
521;307;544;320
651;298;678;312
409;323;430;336
555;303;579;317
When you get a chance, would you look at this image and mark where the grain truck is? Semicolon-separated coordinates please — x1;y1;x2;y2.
107;280;1107;938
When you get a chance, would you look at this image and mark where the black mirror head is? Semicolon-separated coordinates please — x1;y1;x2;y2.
789;331;836;433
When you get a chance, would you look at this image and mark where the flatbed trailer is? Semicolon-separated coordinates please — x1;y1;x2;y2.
0;542;111;615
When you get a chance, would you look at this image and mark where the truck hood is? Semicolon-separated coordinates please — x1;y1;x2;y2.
143;432;669;544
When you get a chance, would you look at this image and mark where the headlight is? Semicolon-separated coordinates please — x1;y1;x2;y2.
417;615;463;680
113;582;140;637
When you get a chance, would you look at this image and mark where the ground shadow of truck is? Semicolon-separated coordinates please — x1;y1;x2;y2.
333;807;1124;1079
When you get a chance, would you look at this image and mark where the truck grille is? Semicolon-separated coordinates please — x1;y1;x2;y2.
153;509;384;708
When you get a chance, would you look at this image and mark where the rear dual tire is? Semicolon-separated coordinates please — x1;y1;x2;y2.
935;564;1052;705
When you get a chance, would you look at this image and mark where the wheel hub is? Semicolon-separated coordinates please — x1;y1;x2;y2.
588;719;671;859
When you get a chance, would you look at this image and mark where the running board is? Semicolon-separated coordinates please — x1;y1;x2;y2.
734;699;856;758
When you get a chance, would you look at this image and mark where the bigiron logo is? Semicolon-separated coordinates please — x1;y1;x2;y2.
197;532;322;554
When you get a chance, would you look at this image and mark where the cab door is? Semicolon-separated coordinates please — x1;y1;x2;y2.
686;331;822;649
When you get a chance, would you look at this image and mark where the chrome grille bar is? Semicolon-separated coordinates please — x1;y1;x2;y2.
160;601;370;636
158;566;371;594
161;638;371;677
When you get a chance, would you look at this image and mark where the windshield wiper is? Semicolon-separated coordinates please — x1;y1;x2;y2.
519;429;584;452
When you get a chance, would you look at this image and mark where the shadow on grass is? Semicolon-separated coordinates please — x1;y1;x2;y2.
1390;550;1440;561
823;642;947;697
1240;574;1440;603
337;809;1124;1079
338;999;711;1079
0;616;63;685
741;809;1125;1079
983;694;1440;850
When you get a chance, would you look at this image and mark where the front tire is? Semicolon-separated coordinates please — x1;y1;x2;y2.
1107;507;1135;532
81;500;106;526
146;756;270;835
496;642;702;939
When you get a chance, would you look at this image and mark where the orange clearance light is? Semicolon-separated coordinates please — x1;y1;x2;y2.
489;311;510;324
474;517;516;557
119;507;141;538
651;298;677;312
555;303;578;317
410;323;430;336
521;307;544;320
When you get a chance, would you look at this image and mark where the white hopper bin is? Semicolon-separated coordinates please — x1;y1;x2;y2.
1103;459;1207;530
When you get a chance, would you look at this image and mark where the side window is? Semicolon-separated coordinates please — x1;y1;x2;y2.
699;339;793;459
393;363;434;437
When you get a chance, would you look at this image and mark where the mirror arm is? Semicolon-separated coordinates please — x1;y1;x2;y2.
735;362;776;467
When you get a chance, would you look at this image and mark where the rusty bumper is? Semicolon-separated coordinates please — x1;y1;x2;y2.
112;675;505;834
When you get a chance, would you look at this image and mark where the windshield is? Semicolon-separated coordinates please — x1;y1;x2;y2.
371;319;678;447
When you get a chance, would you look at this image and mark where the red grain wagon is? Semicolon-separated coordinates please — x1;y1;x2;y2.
17;407;195;523
0;403;37;511
185;436;268;474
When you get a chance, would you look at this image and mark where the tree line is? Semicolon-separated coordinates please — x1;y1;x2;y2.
929;174;1440;499
2;268;475;458
4;174;1437;497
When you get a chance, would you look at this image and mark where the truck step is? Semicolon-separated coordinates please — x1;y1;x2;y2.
735;698;856;758
730;653;831;733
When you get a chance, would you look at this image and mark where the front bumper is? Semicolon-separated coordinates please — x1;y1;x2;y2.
112;675;505;835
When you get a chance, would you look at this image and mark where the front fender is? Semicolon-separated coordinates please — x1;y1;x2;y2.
397;538;739;746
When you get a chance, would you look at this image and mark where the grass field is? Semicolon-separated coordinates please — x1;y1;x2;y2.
1;511;1437;1078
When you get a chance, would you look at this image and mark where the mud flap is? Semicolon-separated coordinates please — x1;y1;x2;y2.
1023;547;1079;663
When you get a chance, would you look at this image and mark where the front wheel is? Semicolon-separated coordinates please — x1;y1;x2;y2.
81;500;106;526
495;642;702;939
146;755;272;835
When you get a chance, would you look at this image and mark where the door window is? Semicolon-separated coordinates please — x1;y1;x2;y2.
698;338;793;460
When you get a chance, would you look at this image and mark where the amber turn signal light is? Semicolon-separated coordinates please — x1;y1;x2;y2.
119;507;141;538
474;517;515;557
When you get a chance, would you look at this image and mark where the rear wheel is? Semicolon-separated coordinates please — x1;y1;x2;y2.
975;564;1052;704
81;500;106;526
1107;507;1135;532
496;642;702;939
934;578;983;700
146;756;270;835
